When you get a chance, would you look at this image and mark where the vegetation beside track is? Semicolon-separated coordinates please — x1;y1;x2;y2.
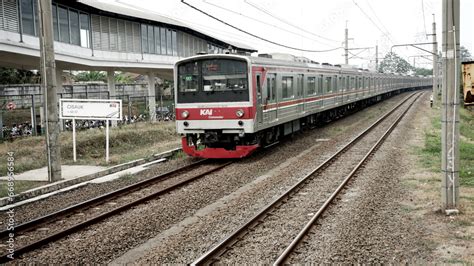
0;122;180;177
419;106;474;187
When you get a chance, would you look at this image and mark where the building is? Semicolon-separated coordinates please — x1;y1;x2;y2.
0;0;256;121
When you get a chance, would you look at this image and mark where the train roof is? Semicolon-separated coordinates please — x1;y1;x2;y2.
176;53;429;78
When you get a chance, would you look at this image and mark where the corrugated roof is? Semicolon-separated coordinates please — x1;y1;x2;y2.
78;0;256;52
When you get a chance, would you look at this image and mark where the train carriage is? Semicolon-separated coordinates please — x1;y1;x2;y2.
175;54;431;158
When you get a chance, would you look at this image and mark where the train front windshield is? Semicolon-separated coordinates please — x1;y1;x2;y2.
177;58;249;103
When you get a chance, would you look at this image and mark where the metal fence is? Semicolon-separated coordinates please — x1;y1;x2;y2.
0;91;174;140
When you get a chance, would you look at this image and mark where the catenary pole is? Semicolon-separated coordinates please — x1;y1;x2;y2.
375;45;379;71
344;22;349;65
432;14;439;102
441;0;460;214
37;0;62;182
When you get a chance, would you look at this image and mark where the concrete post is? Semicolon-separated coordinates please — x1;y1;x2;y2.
38;0;62;182
107;69;117;126
57;68;64;131
441;0;460;213
432;15;439;102
375;45;379;72
147;72;157;122
344;24;349;65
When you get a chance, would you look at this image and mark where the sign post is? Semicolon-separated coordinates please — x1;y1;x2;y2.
72;118;76;162
106;119;109;162
59;99;122;163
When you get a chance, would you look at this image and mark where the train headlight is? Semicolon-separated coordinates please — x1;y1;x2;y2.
181;110;189;119
236;109;245;118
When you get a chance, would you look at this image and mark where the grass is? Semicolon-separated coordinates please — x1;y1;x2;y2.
0;180;49;198
418;106;474;187
0;121;180;176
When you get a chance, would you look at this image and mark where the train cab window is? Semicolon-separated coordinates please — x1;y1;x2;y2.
178;61;199;92
282;76;294;99
307;77;316;95
177;58;249;103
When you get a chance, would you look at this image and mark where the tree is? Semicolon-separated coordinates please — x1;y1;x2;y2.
114;72;134;84
378;52;413;74
0;67;39;84
73;71;106;82
73;71;134;83
413;67;432;76
460;46;472;62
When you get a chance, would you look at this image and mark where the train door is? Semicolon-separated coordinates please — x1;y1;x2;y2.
337;75;344;105
265;73;277;122
297;74;304;114
256;74;263;126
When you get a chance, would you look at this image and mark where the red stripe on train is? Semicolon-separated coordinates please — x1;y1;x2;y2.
176;107;254;120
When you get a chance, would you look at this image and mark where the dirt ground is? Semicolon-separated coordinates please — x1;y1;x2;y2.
402;95;474;263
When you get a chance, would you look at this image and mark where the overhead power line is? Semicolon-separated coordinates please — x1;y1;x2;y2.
352;0;394;43
365;0;395;42
421;0;428;38
181;0;343;53
202;0;334;47
243;0;341;43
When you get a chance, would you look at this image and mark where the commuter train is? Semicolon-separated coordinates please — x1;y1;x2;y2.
175;54;431;158
462;61;474;103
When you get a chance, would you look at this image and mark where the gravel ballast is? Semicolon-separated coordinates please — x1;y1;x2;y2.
11;93;420;264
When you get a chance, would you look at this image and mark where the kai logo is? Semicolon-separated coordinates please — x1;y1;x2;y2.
200;109;213;116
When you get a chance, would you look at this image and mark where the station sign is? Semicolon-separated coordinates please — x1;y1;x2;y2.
59;99;122;120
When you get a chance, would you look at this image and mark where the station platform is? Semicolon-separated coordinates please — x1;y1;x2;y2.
0;165;106;182
0;147;181;207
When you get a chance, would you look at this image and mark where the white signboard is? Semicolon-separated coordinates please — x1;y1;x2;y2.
59;99;122;163
60;99;122;120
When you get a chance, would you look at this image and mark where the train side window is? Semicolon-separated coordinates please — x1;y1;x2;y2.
346;76;350;91
282;76;294;99
266;77;271;101
307;76;316;95
271;76;276;100
256;74;262;96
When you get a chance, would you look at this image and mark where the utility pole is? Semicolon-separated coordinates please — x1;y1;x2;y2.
37;0;62;182
432;14;439;102
441;0;460;214
375;44;379;72
344;21;349;65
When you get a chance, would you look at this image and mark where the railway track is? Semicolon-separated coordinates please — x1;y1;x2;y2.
0;159;233;263
192;92;422;265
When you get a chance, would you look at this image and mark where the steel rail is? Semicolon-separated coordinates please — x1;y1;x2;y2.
0;160;233;263
191;92;420;265
273;93;422;265
0;159;208;240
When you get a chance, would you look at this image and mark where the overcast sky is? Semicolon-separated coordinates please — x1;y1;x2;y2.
112;0;473;70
